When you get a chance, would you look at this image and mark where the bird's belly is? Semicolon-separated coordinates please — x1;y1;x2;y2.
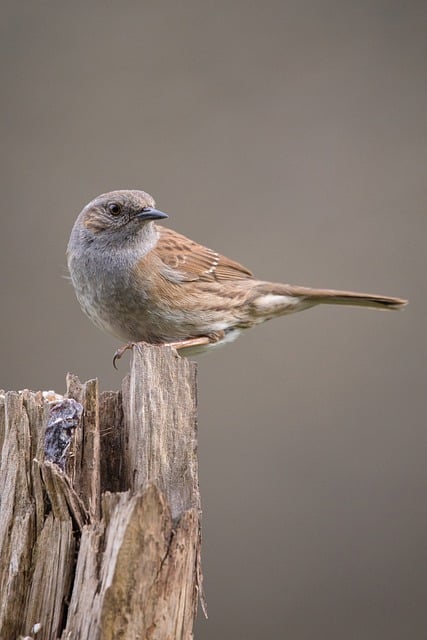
72;261;244;345
74;285;228;345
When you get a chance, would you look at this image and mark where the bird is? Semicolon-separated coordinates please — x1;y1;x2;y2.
67;189;407;366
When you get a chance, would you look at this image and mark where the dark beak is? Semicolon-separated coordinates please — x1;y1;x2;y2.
136;207;168;221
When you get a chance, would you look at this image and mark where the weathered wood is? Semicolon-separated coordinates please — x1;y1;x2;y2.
0;391;36;638
65;375;101;520
122;344;200;518
62;487;200;640
0;344;203;640
99;390;125;493
24;515;75;639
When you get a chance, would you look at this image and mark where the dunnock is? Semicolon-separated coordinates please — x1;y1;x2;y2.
67;190;407;364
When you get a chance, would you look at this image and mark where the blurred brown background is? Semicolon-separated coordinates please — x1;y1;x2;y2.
1;1;425;638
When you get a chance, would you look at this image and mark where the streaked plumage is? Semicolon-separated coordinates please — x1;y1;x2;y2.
67;190;407;359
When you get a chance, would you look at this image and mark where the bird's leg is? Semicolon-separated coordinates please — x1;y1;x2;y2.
113;332;225;368
163;336;212;350
113;337;210;369
164;331;225;351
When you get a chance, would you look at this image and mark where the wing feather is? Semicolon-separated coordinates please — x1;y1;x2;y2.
156;226;254;282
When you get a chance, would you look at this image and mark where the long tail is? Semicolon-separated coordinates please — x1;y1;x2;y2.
250;283;407;320
277;285;408;310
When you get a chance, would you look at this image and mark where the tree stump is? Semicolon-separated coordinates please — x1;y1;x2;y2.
0;344;204;640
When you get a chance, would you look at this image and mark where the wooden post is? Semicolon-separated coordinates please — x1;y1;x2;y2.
0;344;204;640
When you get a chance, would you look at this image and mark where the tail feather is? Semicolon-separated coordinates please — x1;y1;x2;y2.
283;285;408;310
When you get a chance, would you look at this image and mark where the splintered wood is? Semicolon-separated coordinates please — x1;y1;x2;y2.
0;345;203;640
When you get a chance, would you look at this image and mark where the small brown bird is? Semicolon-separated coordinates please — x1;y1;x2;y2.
67;190;407;365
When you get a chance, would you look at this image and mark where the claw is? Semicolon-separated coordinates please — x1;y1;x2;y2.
113;342;135;369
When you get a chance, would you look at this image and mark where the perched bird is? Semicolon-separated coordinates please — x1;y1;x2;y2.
67;190;407;365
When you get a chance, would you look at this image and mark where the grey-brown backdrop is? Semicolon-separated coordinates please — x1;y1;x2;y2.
1;1;425;638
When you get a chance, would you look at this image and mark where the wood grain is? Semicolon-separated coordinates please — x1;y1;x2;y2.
0;344;202;640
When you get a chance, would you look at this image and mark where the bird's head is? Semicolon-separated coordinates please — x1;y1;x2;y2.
72;189;168;248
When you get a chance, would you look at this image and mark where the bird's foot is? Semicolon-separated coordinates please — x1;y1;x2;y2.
113;332;225;368
113;342;135;369
112;338;209;369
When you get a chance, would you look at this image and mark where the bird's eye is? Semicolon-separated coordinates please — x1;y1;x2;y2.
108;202;121;216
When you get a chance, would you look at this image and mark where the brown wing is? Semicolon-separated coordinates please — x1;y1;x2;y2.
156;226;254;282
